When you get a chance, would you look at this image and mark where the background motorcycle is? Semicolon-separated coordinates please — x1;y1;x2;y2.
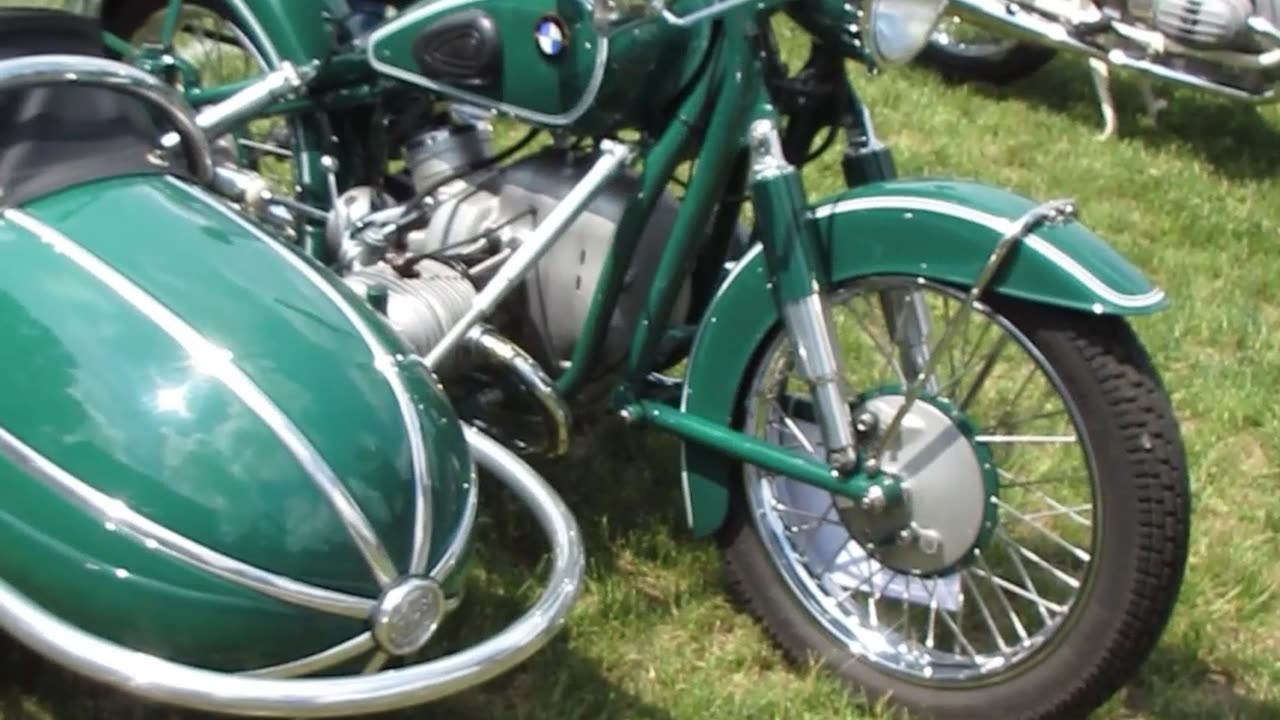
0;5;584;717
918;0;1280;138
94;0;1192;717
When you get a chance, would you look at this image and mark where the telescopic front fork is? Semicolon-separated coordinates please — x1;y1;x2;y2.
747;117;859;472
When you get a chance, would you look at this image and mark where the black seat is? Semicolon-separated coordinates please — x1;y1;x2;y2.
0;9;170;206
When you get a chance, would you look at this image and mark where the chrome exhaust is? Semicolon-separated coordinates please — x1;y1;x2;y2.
462;325;573;458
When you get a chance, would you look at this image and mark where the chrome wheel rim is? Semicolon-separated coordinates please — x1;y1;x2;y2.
743;277;1101;684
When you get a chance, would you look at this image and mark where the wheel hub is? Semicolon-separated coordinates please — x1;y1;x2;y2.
838;393;996;576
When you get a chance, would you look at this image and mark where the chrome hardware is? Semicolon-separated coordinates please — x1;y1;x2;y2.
748;119;793;181
861;485;888;512
197;61;316;140
159;61;316;156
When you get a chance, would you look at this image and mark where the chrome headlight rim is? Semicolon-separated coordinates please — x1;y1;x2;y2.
859;0;950;65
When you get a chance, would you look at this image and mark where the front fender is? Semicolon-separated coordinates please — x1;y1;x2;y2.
679;178;1167;538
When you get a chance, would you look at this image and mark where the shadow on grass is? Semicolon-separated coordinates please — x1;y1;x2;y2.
958;56;1280;180
0;420;683;720
1121;641;1280;719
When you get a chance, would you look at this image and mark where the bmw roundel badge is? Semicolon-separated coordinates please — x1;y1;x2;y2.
534;15;568;58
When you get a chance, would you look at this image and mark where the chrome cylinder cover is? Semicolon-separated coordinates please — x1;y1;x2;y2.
1152;0;1252;46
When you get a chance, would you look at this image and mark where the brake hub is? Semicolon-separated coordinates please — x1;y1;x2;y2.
838;392;998;577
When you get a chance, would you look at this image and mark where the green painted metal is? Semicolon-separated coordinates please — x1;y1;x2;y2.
750;165;830;302
621;24;757;387
215;0;350;68
626;402;899;507
679;178;1168;537
365;0;712;134
553;46;716;397
0;175;473;670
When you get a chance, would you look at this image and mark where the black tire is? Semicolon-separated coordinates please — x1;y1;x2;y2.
918;39;1056;85
718;293;1190;720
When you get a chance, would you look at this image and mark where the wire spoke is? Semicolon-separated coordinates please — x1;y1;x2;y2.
995;501;1092;564
962;570;1008;652
996;529;1083;590
974;434;1077;444
975;553;1028;643
968;566;1068;615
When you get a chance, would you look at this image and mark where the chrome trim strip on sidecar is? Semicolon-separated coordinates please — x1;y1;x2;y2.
3;209;401;589
428;458;480;583
365;0;610;127
242;634;377;678
0;424;585;717
0;425;375;619
809;196;1167;308
170;179;438;578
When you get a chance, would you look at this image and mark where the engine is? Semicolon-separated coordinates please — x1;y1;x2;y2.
331;120;689;382
1130;0;1280;48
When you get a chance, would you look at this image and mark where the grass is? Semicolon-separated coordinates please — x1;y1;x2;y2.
6;11;1280;720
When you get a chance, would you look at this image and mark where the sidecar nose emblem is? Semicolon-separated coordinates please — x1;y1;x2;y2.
371;577;446;656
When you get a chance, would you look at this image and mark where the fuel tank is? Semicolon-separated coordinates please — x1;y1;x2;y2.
0;173;474;672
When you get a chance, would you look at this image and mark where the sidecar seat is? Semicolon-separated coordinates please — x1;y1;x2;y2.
0;9;168;206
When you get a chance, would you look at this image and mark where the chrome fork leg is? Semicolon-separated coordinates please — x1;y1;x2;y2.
878;289;940;395
780;291;859;469
747;118;858;471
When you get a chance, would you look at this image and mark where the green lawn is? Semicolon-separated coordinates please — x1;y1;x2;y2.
5;21;1280;720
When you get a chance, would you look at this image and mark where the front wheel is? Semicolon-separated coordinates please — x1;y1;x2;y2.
919;16;1056;84
719;276;1189;719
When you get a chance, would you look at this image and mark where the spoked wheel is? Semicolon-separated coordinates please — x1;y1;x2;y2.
720;276;1190;719
104;0;297;196
920;15;1056;84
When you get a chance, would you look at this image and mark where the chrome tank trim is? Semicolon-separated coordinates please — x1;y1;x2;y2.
3;208;401;588
0;424;585;716
365;0;610;127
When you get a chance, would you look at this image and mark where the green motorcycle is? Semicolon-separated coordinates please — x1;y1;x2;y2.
5;0;1191;717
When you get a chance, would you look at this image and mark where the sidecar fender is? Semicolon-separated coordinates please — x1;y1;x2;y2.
679;178;1167;538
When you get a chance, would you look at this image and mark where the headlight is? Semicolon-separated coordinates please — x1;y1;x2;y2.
861;0;949;64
